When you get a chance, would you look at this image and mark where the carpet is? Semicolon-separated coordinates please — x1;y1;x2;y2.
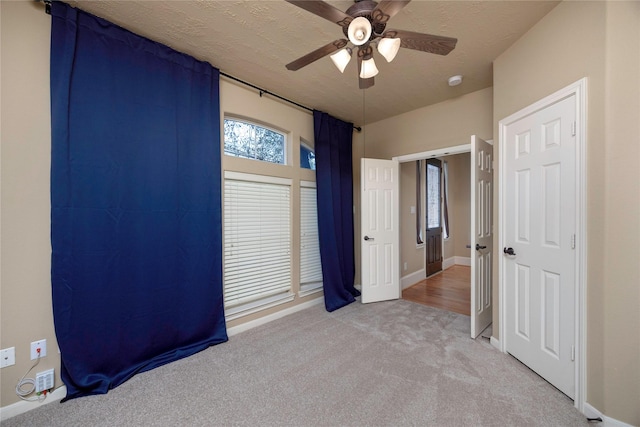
3;299;588;426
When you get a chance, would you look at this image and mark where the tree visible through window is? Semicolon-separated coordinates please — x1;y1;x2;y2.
224;118;286;164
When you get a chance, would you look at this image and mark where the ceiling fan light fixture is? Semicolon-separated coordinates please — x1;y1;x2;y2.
330;48;352;73
378;37;401;62
348;17;372;46
360;57;379;79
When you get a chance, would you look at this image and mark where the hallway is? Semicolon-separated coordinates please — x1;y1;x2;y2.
402;265;471;315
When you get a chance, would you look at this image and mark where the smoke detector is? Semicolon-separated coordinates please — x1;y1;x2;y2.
448;75;463;87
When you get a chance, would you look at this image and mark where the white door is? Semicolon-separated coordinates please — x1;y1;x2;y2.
471;136;493;338
361;158;400;304
503;94;576;398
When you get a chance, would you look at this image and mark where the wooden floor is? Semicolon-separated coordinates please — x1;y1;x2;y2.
402;265;471;316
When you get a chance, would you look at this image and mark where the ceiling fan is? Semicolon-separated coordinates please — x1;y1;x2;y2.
285;0;458;89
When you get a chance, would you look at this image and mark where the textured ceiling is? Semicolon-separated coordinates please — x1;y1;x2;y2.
65;0;559;125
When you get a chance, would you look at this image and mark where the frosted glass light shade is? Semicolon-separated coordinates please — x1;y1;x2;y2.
348;17;372;46
378;37;401;62
330;48;352;73
359;57;379;79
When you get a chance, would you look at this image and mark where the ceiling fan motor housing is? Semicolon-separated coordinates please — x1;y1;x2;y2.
344;0;386;41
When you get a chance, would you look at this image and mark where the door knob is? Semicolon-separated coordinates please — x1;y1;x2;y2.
364;236;374;241
503;247;516;256
475;244;487;251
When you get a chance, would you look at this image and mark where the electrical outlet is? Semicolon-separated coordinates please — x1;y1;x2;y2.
1;347;16;368
35;368;55;392
30;339;47;360
403;262;408;271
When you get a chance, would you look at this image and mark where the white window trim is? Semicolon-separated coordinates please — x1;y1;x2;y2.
225;291;295;322
299;282;323;298
224;171;291;186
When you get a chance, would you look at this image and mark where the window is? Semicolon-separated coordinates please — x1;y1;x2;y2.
416;160;424;245
300;181;322;296
300;141;316;170
442;160;450;239
427;161;441;229
223;172;293;319
223;118;286;164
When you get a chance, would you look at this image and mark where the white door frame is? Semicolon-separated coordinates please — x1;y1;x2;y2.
498;78;587;412
394;144;471;284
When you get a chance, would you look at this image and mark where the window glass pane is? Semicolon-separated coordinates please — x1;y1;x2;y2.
427;163;440;228
416;161;423;244
300;143;316;170
224;118;285;164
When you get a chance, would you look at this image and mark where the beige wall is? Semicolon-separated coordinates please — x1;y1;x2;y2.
0;0;319;408
493;1;639;424
399;162;424;276
602;2;640;424
361;87;493;160
1;0;60;409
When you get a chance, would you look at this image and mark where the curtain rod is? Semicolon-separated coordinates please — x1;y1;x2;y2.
38;0;361;133
221;72;362;132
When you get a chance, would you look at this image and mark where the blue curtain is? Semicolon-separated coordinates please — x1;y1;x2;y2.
313;111;360;312
50;2;227;400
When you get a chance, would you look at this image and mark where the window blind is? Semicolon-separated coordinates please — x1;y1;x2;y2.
300;182;322;293
224;173;291;309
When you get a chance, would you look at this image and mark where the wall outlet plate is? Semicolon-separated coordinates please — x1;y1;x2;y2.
35;368;55;392
1;347;16;368
30;339;47;360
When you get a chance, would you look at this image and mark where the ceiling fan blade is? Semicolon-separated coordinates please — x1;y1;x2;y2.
371;0;411;26
383;29;457;55
286;39;348;71
357;55;375;89
285;0;352;28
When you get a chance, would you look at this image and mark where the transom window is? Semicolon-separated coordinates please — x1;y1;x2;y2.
224;118;286;165
300;140;316;170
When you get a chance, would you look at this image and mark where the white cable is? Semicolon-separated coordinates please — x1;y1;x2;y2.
15;351;46;402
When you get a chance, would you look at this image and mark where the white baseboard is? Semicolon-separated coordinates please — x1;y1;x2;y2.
0;385;67;422
490;336;502;351
443;256;471;269
227;296;323;337
605;416;636;427
401;269;425;290
454;256;471;267
583;402;635;427
583;403;604;421
443;257;456;270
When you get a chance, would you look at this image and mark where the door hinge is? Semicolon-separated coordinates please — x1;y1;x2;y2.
571;234;576;249
571;121;576;136
571;345;575;361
